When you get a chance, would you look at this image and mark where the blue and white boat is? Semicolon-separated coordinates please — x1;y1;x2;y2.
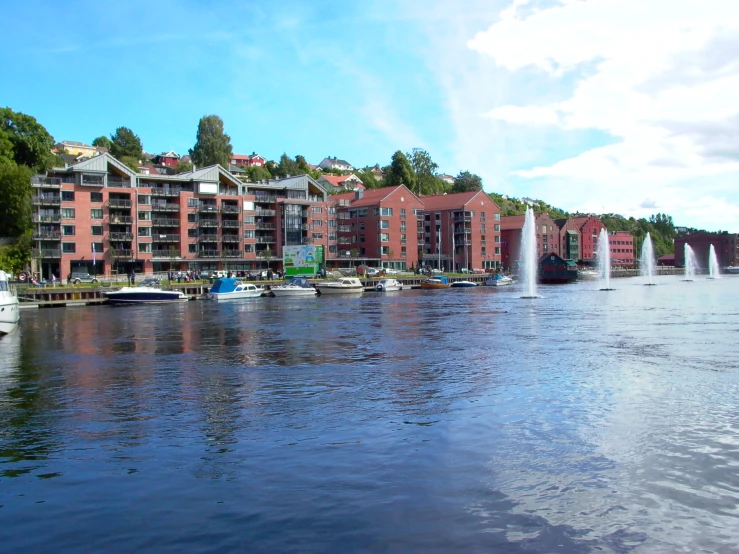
0;271;20;335
207;278;264;300
271;277;317;297
483;273;514;287
105;283;188;304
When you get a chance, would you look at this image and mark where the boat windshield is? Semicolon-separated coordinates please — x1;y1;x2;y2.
286;278;311;288
0;281;8;292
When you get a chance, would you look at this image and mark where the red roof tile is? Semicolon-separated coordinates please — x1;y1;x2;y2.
418;191;483;211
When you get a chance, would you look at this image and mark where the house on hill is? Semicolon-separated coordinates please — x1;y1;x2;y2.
317;174;365;192
319;156;354;172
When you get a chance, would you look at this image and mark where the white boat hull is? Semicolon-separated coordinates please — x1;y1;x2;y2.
315;286;364;294
271;288;317;297
105;287;188;304
724;267;739;274
208;290;264;300
0;276;20;335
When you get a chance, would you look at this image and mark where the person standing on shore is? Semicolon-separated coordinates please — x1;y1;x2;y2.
51;273;56;287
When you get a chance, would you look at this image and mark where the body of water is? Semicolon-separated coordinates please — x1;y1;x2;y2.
1;275;738;552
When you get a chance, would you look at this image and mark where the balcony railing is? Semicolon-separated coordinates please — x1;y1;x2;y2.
223;250;243;258
221;204;240;214
221;220;241;228
255;223;276;230
454;216;472;223
33;231;61;240
198;204;219;213
254;195;277;203
454;228;471;235
31;177;62;188
199;220;219;228
110;232;134;241
151;203;180;212
150;188;181;197
152;234;180;243
108;199;131;208
256;237;276;244
109;215;134;224
221;235;241;243
107;177;131;188
81;175;105;187
32;214;61;223
110;249;134;258
152;249;180;258
32;196;61;206
255;209;276;217
152;218;179;226
199;250;221;258
198;235;219;242
33;249;62;258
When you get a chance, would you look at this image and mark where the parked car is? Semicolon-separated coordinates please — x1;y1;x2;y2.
70;272;99;285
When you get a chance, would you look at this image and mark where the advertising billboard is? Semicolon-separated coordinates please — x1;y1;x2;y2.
283;245;324;276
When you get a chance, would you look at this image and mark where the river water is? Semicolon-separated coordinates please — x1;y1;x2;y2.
1;275;738;553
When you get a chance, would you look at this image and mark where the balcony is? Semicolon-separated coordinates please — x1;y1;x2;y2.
256;253;279;260
199;250;221;258
221;235;241;243
199;219;219;228
31;177;62;188
198;235;219;242
221;204;240;214
152;234;180;243
152;249;180;258
33;248;62;258
152;218;179;226
32;195;61;206
110;249;134;258
110;232;134;241
108;199;131;208
151;203;180;212
109;215;134;224
256;237;276;244
255;222;276;230
33;231;61;240
255;209;276;217
32;214;61;223
223;250;243;258
454;215;472;223
107;177;131;188
222;220;241;228
198;204;219;213
218;188;239;197
150;187;181;197
254;195;277;203
81;175;105;187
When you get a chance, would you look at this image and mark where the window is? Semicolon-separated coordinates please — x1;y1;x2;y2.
494;213;500;220
329;232;337;241
313;232;323;239
435;213;441;220
187;214;198;223
62;243;76;253
244;244;254;253
378;246;389;255
82;174;104;185
91;226;103;236
188;229;198;238
400;221;406;232
495;247;501;255
359;221;365;230
188;244;197;253
480;212;486;221
481;224;486;233
91;208;103;219
329;244;337;253
312;206;323;214
138;195;151;205
360;235;365;243
61;174;76;184
61;208;75;219
188;198;199;208
139;243;151;253
379;233;389;242
378;220;389;229
244;230;255;239
62;191;75;202
401;208;406;219
91;192;103;203
328;206;336;214
62;225;75;236
313;220;323;227
91;242;103;253
401;233;407;243
329;219;336;228
358;208;368;217
138;211;151;221
401;246;407;256
138;227;151;237
495;235;500;243
494;224;500;232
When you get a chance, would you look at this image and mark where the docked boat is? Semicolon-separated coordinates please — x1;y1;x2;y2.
375;278;403;292
421;276;450;289
577;269;599;280
451;280;477;288
724;266;739;275
483;273;513;287
105;284;189;304
315;277;364;295
207;278;264;300
271;277;317;297
0;271;20;335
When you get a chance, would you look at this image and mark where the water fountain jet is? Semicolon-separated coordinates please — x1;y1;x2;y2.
640;232;657;285
683;244;697;281
597;228;614;290
519;207;540;298
708;244;721;279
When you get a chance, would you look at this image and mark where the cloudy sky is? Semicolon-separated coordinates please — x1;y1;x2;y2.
4;0;738;230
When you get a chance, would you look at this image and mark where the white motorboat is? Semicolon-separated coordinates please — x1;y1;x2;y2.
451;280;477;288
315;277;364;295
0;271;20;335
724;266;739;275
375;278;403;292
105;283;189;304
207;278;264;300
483;273;514;287
271;277;317;297
577;269;599;280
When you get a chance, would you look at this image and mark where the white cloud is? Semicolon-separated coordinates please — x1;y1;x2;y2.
466;0;739;229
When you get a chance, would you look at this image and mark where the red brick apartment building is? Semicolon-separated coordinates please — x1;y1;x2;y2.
330;185;424;270
674;231;739;268
608;231;635;267
31;154;332;279
500;212;559;269
418;191;502;271
571;215;606;262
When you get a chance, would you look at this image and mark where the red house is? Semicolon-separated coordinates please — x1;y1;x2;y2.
231;153;266;167
608;231;635;267
571;215;605;263
154;151;180;168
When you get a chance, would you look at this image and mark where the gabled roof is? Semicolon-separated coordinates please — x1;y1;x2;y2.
318;174;364;188
62;152;137;177
158;150;179;159
58;140;94;148
419;190;487;211
331;185;420;208
243;174;328;198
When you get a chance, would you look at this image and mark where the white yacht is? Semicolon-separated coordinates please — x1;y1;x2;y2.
375;278;403;292
207;278;264;300
105;279;189;304
271;277;317;297
0;271;20;335
483;273;514;287
315;277;364;295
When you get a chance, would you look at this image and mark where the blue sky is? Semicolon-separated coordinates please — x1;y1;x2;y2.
4;0;739;230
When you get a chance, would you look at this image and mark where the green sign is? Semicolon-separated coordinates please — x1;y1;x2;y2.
284;245;322;276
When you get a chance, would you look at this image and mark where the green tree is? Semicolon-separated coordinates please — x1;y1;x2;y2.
118;156;141;173
92;136;112;148
384;150;416;191
0;107;56;172
276;153;300;178
175;160;193;173
245;165;272;182
408;148;447;195
452;171;483;193
0;160;34;236
0;231;32;274
189;115;233;168
110;127;143;159
355;168;380;189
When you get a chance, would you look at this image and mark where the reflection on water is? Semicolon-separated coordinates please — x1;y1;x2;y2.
1;276;739;552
